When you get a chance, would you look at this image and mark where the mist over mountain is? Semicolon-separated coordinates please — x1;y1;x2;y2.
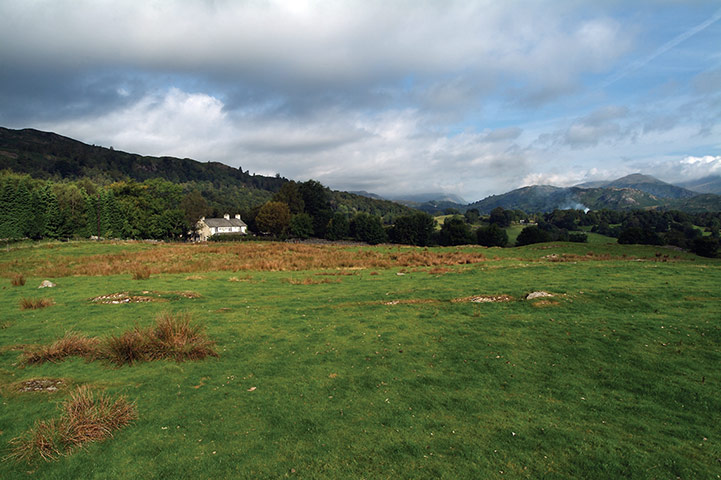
677;175;721;195
574;173;697;199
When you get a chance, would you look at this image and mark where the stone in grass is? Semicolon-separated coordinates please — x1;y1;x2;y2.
526;291;553;300
38;280;56;288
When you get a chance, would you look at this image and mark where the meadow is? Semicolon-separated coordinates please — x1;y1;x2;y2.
1;240;720;479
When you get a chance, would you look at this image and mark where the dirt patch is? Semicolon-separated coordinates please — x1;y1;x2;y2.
383;299;440;305
17;378;66;393
90;291;200;304
453;295;514;303
284;277;341;285
229;275;254;282
91;292;162;304
315;271;358;276
531;300;560;307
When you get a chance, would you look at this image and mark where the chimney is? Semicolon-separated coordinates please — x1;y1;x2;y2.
223;214;230;220
235;214;241;220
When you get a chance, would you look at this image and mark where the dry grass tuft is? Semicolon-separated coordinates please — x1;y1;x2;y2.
131;266;150;280
19;297;55;310
149;312;218;362
11;273;26;286
22;313;216;367
103;312;218;366
23;332;100;365
103;330;148;366
7;386;136;463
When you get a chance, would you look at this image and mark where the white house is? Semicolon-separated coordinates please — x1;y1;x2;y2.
195;214;247;241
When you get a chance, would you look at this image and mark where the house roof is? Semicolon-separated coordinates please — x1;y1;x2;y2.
202;218;247;228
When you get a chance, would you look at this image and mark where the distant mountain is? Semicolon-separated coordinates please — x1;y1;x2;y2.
677;175;721;195
575;173;697;199
466;182;721;214
390;192;467;205
467;185;570;213
349;190;385;200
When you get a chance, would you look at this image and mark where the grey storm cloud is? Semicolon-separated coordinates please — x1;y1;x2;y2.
0;1;631;119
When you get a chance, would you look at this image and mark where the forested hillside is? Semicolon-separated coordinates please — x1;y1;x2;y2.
0;128;415;241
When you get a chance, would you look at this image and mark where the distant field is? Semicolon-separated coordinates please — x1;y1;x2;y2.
1;240;720;479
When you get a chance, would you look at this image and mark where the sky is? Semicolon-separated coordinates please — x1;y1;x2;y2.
1;0;720;202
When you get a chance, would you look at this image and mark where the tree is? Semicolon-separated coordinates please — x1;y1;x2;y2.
388;212;436;246
617;227;662;245
489;207;511;228
256;201;291;236
464;208;480;224
516;226;551;246
326;213;350;240
438;217;474;246
273;181;305;214
289;213;314;239
350;213;387;245
692;237;719;258
298;180;329;216
476;224;508;247
180;190;211;227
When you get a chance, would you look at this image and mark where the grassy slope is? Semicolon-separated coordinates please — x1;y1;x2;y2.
1;241;720;479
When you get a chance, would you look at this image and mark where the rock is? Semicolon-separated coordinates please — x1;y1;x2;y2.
526;291;553;300
38;280;56;288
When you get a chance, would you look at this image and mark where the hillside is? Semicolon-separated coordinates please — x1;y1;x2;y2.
465;175;721;214
677;175;721;195
575;173;697;199
0;127;413;220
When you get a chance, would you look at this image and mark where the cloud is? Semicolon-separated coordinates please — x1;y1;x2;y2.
41;88;235;161
679;155;721;178
0;1;633;119
602;6;721;88
38;87;532;200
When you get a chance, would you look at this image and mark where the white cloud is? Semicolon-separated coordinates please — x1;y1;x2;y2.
42;88;235;160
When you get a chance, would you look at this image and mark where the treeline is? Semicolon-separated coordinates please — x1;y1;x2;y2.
1;172;190;240
0;172;412;243
511;207;720;257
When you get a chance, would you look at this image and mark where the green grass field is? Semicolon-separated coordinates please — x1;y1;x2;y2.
1;241;720;478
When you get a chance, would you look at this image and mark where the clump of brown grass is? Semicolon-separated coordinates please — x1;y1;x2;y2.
103;330;148;366
11;273;26;286
7;386;137;463
102;312;218;366
131;266;150;280
148;312;218;362
22;313;217;367
19;297;55;310
23;332;100;365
